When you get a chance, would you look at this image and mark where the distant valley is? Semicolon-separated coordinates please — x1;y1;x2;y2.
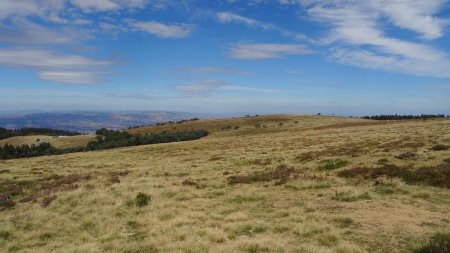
0;111;216;132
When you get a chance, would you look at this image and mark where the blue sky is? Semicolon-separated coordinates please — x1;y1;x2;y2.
0;0;449;115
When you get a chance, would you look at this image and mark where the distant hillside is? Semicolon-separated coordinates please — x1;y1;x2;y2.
0;127;80;140
0;111;213;132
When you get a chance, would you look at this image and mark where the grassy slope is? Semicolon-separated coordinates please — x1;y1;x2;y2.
1;115;449;253
0;135;95;149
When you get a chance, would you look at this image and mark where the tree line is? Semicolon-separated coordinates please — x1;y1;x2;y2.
0;127;81;140
0;128;209;160
128;118;200;129
361;114;448;120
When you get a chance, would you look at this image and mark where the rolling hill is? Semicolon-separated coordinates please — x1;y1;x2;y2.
0;111;213;132
0;135;95;149
0;115;449;252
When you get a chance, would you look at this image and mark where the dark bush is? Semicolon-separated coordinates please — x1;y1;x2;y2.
396;152;418;160
0;194;15;210
432;144;449;151
415;232;450;253
135;193;150;207
41;195;57;207
182;178;196;186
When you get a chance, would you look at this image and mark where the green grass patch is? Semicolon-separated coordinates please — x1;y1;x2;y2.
332;191;371;202
319;159;348;170
228;194;267;204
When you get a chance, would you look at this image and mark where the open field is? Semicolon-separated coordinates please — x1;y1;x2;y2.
0;135;95;149
1;115;449;252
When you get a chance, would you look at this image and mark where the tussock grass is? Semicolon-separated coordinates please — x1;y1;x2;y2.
227;164;297;185
414;232;450;253
0;115;449;252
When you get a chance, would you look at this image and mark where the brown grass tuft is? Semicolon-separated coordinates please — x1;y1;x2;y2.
227;164;297;185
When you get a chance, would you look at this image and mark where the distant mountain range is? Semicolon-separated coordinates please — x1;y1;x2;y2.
0;111;217;132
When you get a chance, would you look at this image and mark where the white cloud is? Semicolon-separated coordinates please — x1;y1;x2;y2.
132;21;195;38
298;0;450;77
0;20;88;45
371;0;447;40
229;43;313;59
0;49;113;84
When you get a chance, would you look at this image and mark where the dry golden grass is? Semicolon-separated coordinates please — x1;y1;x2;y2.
0;135;50;147
0;135;95;149
1;115;449;253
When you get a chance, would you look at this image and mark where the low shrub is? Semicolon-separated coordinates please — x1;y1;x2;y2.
41;195;57;207
319;159;348;170
0;230;11;240
414;232;450;253
338;164;450;189
135;193;150;207
377;158;389;164
0;194;15;210
432;144;449;151
396;152;418;160
333;217;355;228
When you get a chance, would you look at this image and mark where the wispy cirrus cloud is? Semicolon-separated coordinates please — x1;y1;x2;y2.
103;92;168;100
38;71;105;85
173;67;248;75
228;43;313;60
217;12;271;29
215;11;313;42
174;80;283;97
131;21;195;38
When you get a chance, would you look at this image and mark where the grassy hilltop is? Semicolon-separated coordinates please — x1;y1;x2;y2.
0;115;449;253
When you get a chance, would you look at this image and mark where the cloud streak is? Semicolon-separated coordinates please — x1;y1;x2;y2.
228;43;313;60
173;80;283;97
173;67;248;75
132;21;195;38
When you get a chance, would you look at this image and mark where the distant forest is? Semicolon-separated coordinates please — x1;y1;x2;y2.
361;114;448;120
0;128;209;160
0;127;81;140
